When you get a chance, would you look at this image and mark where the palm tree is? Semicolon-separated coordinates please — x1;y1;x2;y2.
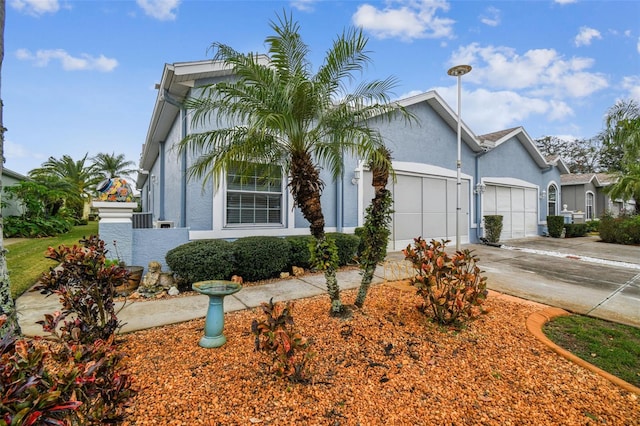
30;153;102;220
177;12;412;315
0;0;20;337
91;152;137;180
602;100;640;213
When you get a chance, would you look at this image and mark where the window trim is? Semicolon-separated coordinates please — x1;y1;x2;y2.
586;191;595;220
547;183;558;216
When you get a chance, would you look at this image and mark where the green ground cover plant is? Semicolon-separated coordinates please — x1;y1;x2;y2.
543;315;640;387
5;221;99;299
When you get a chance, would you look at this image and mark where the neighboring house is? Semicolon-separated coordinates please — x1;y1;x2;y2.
1;168;27;218
560;173;635;219
133;59;568;256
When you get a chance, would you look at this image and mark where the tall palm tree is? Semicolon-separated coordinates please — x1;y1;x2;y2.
602;100;640;213
30;153;102;219
177;12;412;315
91;152;137;180
0;0;20;337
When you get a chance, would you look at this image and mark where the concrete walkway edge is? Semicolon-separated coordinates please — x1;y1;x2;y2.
526;307;640;395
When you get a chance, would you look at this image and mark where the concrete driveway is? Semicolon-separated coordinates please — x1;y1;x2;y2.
462;236;640;328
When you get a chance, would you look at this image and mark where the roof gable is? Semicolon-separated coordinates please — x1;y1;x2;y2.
478;126;557;170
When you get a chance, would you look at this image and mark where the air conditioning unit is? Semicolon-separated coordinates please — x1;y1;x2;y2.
154;220;174;229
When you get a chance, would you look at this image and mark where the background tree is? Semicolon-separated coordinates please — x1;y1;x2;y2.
601;100;640;213
91;152;136;180
0;0;20;337
535;135;601;173
178;12;412;315
30;154;101;221
599;99;639;173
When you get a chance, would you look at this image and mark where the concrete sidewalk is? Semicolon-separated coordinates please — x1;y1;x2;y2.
16;235;640;336
16;266;396;336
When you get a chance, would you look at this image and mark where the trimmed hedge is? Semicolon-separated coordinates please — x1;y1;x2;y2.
327;232;360;266
165;239;235;286
547;215;565;238
483;215;503;244
232;236;291;282
165;232;362;285
564;223;588;238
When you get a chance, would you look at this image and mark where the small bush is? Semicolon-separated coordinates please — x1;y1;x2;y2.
564;223;588;238
585;219;600;233
483;215;503;244
165;239;235;286
403;238;488;326
599;213;640;245
327;232;360;266
285;235;313;269
547;215;565;238
232;236;290;282
251;298;313;382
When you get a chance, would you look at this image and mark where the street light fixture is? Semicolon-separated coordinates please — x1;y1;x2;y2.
447;64;472;252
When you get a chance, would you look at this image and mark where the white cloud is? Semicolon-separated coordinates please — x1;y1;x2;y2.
290;0;317;12
622;76;640;101
136;0;180;21
449;43;608;98
574;26;602;47
352;0;455;41
480;6;500;27
554;0;577;4
435;86;564;134
10;0;59;16
16;48;118;72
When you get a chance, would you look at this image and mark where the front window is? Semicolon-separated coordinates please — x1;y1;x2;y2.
586;192;594;220
547;184;557;215
226;163;283;225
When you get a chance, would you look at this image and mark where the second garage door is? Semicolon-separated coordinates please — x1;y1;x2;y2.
363;171;470;250
483;184;538;240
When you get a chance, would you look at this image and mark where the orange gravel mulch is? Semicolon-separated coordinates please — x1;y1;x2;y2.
120;284;639;425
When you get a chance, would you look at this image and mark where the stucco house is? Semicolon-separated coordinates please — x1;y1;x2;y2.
127;59;568;259
1;167;27;218
560;173;635;219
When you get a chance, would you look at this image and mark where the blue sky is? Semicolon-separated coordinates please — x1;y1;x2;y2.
4;0;639;176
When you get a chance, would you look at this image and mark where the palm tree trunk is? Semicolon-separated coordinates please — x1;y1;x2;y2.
290;151;343;314
0;0;20;338
355;148;393;309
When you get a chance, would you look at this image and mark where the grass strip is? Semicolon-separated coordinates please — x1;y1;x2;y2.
5;222;99;298
544;314;640;388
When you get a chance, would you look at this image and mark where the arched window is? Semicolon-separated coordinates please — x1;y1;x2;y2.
586;191;595;220
547;184;558;216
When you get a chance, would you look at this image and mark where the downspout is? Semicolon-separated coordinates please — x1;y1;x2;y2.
336;170;344;233
474;149;489;242
158;141;166;221
180;108;187;228
161;89;187;227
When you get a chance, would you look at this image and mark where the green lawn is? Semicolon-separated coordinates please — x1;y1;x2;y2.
5;221;99;299
544;315;640;388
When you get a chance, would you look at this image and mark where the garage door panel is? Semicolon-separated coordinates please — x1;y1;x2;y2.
423;213;447;239
484;184;538;241
394;213;422;241
423;178;447;213
394;175;422;213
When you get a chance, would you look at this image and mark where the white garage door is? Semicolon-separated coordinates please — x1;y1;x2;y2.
363;172;470;250
483;185;538;240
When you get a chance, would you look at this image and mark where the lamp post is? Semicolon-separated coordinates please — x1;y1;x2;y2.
447;64;471;252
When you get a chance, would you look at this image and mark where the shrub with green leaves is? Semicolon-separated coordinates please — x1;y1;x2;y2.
251;298;313;382
599;213;640;245
564;223;588;238
403;238;488;326
547;215;566;238
326;232;359;266
483;215;503;244
284;235;313;269
232;236;290;282
165;239;235;286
